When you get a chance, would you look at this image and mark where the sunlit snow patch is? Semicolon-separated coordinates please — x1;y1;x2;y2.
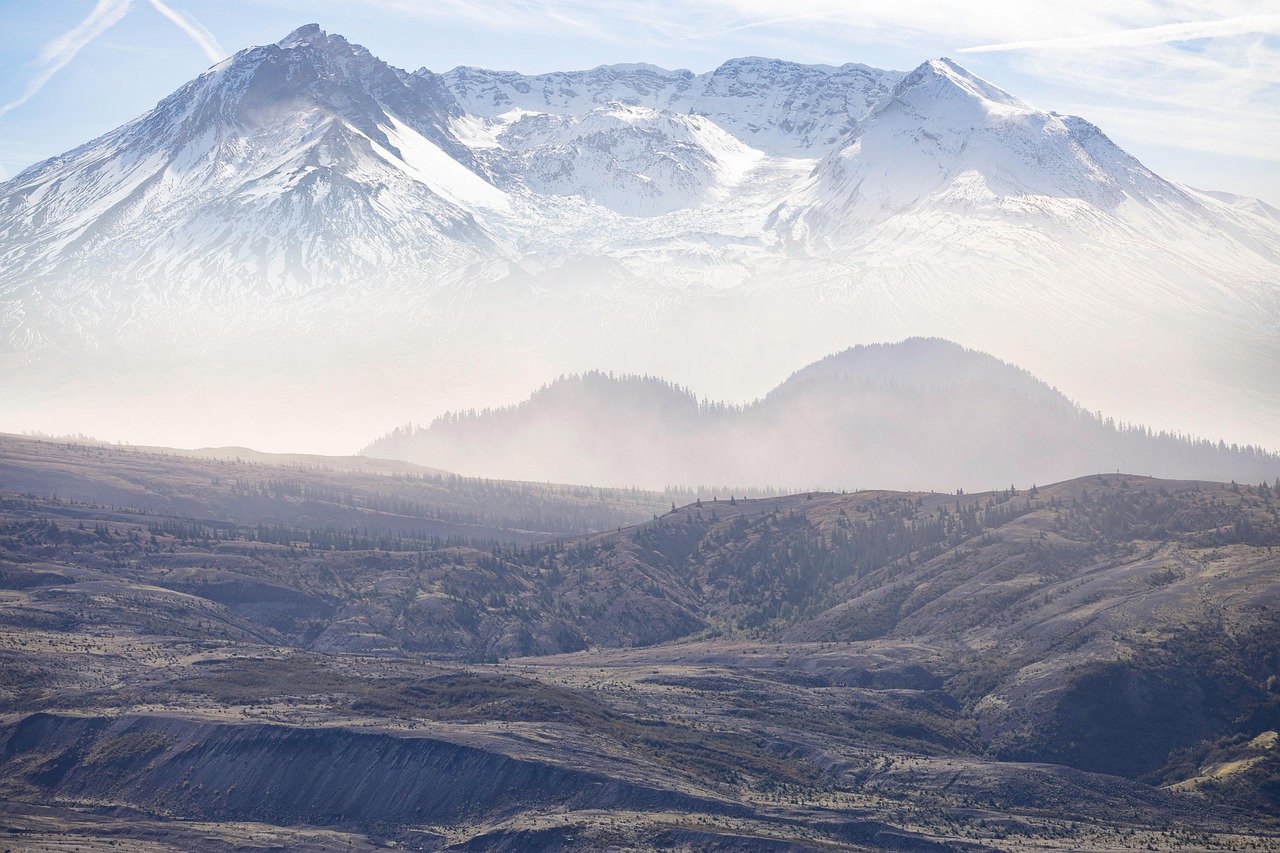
374;115;510;213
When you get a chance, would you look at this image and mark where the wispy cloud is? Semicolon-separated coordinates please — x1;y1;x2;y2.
0;0;132;118
1012;35;1280;162
960;14;1280;53
147;0;225;63
340;0;1279;161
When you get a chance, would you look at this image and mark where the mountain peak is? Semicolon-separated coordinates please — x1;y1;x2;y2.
277;23;329;49
895;57;1026;109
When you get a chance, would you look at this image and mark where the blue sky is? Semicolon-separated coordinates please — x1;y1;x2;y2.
1;1;1278;204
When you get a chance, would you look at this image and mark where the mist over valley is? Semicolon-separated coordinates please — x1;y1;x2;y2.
366;338;1280;492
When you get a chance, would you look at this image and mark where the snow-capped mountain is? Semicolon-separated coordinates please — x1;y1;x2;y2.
0;24;508;349
772;58;1264;245
1;24;1278;456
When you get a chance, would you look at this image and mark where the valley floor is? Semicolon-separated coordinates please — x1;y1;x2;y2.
1;437;1278;850
2;639;1276;852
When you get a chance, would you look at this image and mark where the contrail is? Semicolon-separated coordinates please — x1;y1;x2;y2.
960;14;1280;53
147;0;225;63
0;0;132;118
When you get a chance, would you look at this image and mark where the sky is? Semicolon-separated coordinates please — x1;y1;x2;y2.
0;1;1278;206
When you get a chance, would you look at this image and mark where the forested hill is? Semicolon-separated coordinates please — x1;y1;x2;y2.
364;339;1280;490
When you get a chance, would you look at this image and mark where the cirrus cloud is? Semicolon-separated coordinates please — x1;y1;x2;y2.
960;14;1280;53
0;0;132;118
147;0;225;63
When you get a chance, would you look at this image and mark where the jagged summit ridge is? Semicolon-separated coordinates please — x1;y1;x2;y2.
276;22;326;48
439;55;900;156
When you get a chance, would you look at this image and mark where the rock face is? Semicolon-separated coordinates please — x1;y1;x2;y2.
2;26;1279;451
439;56;901;156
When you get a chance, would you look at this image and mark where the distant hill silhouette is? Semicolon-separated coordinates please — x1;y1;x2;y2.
365;339;1280;490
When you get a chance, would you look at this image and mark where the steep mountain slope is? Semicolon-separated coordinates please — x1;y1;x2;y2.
2;26;1279;453
0;24;508;350
775;58;1189;237
771;58;1280;296
363;339;1280;491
